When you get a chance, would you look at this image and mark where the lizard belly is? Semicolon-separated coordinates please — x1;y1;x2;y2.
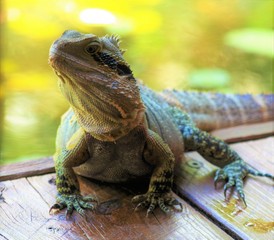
73;127;153;183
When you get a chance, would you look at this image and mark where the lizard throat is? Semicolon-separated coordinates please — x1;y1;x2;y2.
56;69;145;142
73;105;145;142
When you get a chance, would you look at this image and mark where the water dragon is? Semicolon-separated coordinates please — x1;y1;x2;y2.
48;30;274;217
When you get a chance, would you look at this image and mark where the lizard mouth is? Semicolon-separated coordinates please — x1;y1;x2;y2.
54;70;66;83
49;47;91;70
48;46;110;82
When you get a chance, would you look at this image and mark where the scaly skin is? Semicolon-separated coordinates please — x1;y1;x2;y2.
48;30;274;217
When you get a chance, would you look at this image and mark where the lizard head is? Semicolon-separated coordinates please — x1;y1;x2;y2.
49;30;145;141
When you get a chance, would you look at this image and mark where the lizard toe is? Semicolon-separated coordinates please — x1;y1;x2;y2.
51;193;97;218
218;160;249;206
134;200;150;212
147;202;157;216
245;165;274;180
132;194;147;204
132;192;182;215
223;178;235;199
82;194;98;202
214;169;227;189
65;202;74;219
49;202;66;214
158;198;170;213
235;178;246;207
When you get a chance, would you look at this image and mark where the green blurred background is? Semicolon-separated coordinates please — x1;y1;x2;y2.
0;0;273;164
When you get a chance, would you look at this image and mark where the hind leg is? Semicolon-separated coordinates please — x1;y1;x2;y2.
181;123;273;205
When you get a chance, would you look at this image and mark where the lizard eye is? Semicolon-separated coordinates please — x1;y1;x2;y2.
85;43;101;54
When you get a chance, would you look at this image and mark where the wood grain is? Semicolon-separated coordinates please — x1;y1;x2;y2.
0;174;232;240
211;121;274;143
0;129;273;239
0;157;54;181
175;137;274;240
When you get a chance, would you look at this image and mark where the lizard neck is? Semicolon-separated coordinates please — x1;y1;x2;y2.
58;74;145;142
72;102;145;142
49;30;146;141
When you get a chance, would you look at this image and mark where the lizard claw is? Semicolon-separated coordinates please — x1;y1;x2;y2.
132;192;182;216
214;160;248;205
214;160;273;207
214;169;227;189
50;193;97;218
223;178;235;199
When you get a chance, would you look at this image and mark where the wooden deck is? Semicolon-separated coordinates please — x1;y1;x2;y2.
0;121;273;240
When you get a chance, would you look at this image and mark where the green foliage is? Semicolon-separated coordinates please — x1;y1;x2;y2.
0;0;272;163
225;29;274;58
188;68;230;90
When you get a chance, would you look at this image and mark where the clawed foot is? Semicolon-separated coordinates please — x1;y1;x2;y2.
50;193;97;218
132;192;182;216
214;160;274;206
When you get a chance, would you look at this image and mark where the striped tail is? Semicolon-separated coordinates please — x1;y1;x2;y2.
160;90;274;131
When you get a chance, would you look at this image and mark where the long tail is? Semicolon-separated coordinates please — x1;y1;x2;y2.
160;90;274;131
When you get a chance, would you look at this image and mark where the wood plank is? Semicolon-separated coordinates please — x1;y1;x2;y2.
0;157;54;181
0;121;272;182
0;174;232;240
175;137;274;240
211;121;274;143
0;127;272;239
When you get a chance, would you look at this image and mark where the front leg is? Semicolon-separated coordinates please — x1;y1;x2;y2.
132;129;182;215
181;124;274;205
50;127;97;217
